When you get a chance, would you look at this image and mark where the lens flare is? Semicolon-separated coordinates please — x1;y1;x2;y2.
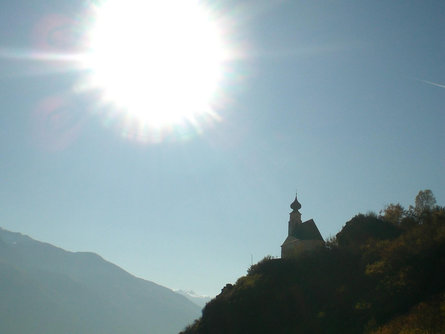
80;0;231;141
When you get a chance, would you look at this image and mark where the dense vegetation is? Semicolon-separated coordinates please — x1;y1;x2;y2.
181;190;445;334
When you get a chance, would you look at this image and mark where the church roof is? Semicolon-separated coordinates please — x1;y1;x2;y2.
290;194;302;211
291;219;324;241
281;235;298;247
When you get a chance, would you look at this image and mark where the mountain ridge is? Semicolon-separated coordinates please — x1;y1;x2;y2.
0;227;200;334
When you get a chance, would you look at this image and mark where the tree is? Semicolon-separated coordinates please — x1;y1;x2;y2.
414;189;436;213
408;190;437;218
336;214;401;248
380;204;405;225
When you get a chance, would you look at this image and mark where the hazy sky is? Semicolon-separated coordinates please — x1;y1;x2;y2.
1;0;444;296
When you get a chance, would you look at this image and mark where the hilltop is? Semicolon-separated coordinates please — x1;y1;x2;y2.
181;191;445;334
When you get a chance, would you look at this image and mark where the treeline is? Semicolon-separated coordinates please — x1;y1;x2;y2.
180;190;445;334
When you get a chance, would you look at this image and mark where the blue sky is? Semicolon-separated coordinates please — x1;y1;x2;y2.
1;0;444;296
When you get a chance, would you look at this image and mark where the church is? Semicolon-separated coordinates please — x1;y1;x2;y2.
281;194;324;258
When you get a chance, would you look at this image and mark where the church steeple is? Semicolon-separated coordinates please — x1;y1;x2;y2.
288;193;302;235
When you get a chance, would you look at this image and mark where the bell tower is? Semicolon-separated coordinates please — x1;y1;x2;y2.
288;193;302;236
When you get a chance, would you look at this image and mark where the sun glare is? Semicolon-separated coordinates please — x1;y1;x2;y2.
82;0;228;135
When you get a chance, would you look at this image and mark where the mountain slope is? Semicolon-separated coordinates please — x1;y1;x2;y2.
0;227;200;334
181;207;445;334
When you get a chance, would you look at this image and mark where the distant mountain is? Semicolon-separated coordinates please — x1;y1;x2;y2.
175;290;212;308
0;227;200;334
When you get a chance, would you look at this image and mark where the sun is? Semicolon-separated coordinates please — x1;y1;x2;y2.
82;0;228;132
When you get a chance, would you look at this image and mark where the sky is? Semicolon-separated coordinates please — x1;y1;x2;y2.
0;0;444;297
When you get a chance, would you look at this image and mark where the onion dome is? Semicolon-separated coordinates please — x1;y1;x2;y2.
290;194;302;211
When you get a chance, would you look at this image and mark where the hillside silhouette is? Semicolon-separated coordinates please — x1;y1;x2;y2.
181;190;445;334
